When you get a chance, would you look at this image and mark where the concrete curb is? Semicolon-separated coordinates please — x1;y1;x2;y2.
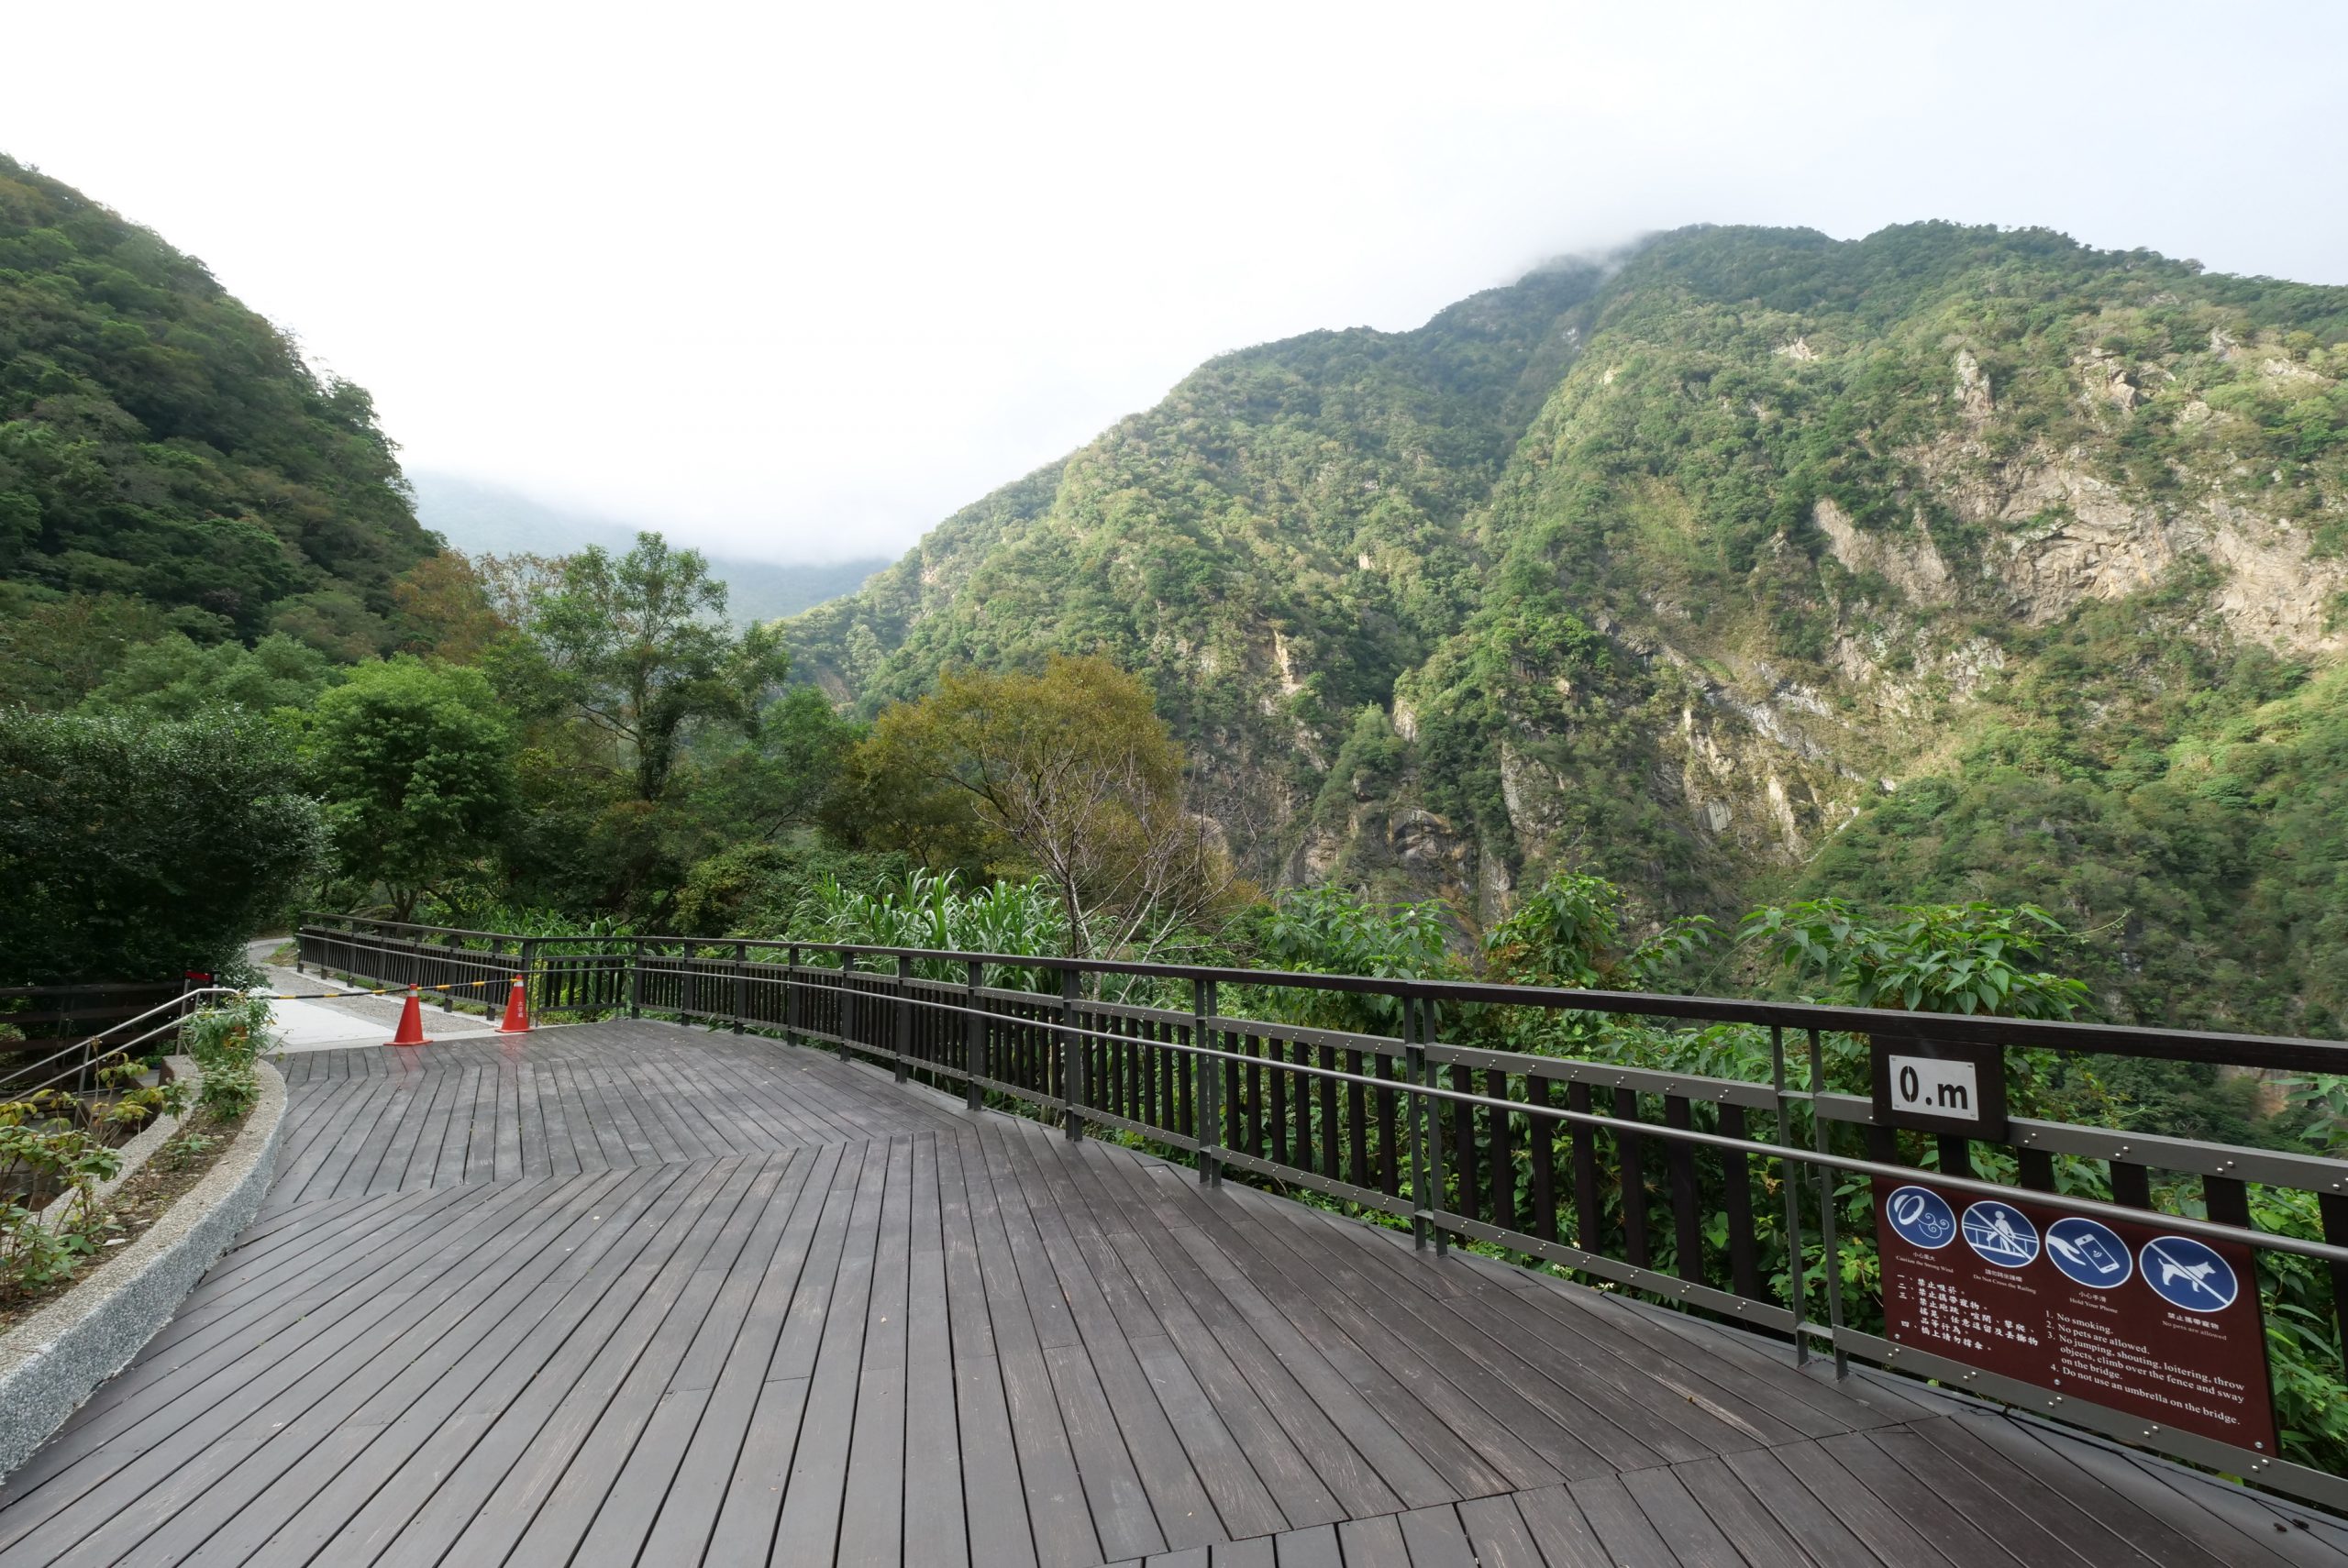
0;1055;286;1478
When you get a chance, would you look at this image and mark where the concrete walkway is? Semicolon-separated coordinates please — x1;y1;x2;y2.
241;937;502;1055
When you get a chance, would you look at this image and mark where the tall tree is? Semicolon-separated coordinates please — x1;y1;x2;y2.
854;655;1235;961
302;658;514;921
499;534;789;803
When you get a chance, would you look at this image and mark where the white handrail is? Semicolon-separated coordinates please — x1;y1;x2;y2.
3;986;249;1097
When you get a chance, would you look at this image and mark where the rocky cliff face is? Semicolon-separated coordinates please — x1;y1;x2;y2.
790;223;2348;1020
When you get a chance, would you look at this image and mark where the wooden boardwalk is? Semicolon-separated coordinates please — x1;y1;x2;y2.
1;1021;2339;1566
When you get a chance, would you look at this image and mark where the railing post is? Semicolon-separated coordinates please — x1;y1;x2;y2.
964;959;985;1112
1194;977;1222;1186
627;938;643;1019
785;945;801;1043
1425;997;1450;1256
1771;1024;1809;1364
1809;1026;1848;1377
519;938;539;1021
681;941;697;1020
1061;966;1085;1142
894;954;913;1084
733;942;748;1034
1406;992;1434;1252
841;951;857;1061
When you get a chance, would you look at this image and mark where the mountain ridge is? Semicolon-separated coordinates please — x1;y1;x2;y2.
789;221;2348;1032
407;470;887;625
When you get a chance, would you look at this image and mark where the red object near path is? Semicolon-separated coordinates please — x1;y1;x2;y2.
386;985;426;1047
497;976;531;1035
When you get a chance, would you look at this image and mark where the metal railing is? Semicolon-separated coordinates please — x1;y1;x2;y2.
298;911;2348;1507
1;986;248;1099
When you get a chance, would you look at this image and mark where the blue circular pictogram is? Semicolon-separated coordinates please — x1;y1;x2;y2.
2044;1216;2132;1289
1961;1200;2041;1268
2140;1235;2239;1313
1884;1185;1956;1250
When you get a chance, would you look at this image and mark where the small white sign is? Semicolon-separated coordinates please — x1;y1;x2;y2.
1887;1054;1981;1123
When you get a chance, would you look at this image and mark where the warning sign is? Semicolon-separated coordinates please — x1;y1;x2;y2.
1875;1177;2276;1452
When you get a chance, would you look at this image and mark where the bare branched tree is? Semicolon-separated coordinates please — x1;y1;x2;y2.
858;655;1238;966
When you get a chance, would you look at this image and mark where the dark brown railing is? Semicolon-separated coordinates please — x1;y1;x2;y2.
297;911;2348;1509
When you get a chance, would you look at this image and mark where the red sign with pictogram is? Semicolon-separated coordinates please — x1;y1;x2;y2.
1875;1177;2276;1453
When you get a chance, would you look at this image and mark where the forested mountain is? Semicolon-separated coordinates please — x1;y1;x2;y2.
792;224;2348;1035
409;471;887;625
0;155;436;700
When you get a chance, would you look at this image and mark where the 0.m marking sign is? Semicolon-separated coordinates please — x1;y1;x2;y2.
1869;1035;2008;1141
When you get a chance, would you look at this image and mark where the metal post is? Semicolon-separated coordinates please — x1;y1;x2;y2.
840;951;857;1061
1771;1024;1809;1364
681;941;697;1021
1810;1026;1848;1377
964;960;985;1112
784;945;802;1044
1420;994;1447;1256
894;955;913;1083
1061;967;1085;1142
1406;994;1434;1252
733;943;748;1034
519;939;540;1022
627;938;643;1019
1194;977;1222;1186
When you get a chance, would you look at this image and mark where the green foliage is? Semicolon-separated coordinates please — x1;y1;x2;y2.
179;995;273;1119
669;841;912;938
799;869;1071;991
1741;899;2089;1018
493;533;790;804
0;709;323;983
302;658;515;921
849;656;1236;960
0;154;434;696
1484;871;1713;991
79;631;337;719
1235;884;1456;1033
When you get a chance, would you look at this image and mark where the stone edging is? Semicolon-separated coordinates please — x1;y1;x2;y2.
0;1055;287;1478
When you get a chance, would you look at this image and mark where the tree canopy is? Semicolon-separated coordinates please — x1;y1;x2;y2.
0;709;323;982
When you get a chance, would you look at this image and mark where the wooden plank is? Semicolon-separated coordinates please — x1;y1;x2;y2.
1565;1474;1678;1567
1618;1467;1746;1568
1272;1523;1343;1568
1455;1495;1552;1568
1397;1502;1481;1568
1506;1484;1615;1568
901;1135;971;1568
1767;1436;1962;1567
1335;1512;1412;1568
836;1136;916;1568
1942;1410;2290;1568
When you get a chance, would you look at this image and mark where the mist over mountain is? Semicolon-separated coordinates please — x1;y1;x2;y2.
408;471;886;625
790;222;2348;1034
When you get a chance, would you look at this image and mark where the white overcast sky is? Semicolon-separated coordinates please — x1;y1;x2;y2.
6;0;2344;564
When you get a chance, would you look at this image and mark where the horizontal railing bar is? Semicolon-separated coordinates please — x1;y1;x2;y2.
1422;1038;1779;1108
1811;1090;2348;1192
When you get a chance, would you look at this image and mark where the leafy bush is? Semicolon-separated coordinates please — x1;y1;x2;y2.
0;709;325;984
179;996;276;1119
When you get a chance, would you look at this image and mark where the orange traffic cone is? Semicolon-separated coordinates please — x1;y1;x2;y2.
387;985;427;1047
497;975;532;1035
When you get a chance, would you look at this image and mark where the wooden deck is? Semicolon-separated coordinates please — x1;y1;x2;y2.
1;1021;2340;1567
